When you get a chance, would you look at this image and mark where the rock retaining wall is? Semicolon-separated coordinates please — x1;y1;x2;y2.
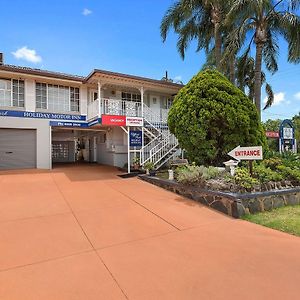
139;175;300;218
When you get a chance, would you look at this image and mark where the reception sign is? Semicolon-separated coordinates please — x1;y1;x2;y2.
126;117;143;127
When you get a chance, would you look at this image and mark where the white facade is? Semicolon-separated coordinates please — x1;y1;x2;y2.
0;64;182;170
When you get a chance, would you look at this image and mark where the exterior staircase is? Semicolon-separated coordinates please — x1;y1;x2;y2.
140;104;180;169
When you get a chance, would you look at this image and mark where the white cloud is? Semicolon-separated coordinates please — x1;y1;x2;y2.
174;75;182;83
12;46;42;63
82;8;92;16
294;92;300;100
263;92;286;106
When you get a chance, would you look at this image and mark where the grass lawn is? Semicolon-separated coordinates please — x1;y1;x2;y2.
242;205;300;237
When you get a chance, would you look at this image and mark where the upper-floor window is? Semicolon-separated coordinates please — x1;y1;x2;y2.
0;79;24;107
36;83;80;112
122;92;141;102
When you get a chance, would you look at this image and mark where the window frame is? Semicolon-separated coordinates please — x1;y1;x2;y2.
35;82;80;113
0;78;25;108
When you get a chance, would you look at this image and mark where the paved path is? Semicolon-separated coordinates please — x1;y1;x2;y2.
0;164;300;299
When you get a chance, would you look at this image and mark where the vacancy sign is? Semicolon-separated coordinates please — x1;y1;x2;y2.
228;145;263;161
102;115;126;126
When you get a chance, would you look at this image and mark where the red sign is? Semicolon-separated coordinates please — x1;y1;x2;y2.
266;131;279;138
101;115;126;126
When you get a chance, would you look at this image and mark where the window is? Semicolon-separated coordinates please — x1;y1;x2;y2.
121;92;141;102
36;83;80;112
36;83;47;109
0;79;25;107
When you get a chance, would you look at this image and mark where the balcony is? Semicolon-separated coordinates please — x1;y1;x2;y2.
87;98;142;120
87;98;170;124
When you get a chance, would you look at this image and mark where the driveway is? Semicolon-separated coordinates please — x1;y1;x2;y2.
0;164;300;299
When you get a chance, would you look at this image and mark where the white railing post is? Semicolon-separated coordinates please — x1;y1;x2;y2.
97;81;102;117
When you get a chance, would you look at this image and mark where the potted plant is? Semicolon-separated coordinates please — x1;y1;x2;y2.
144;162;156;176
132;156;140;170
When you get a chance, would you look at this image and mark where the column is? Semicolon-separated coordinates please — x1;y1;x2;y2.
97;81;102;117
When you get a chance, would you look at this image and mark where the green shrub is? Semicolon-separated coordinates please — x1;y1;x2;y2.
234;167;259;190
176;164;219;185
277;165;300;182
263;157;282;170
168;69;266;165
253;164;283;183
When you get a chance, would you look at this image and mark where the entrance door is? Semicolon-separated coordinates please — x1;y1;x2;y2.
0;129;36;169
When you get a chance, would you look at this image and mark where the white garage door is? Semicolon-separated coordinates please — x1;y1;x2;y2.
0;129;36;169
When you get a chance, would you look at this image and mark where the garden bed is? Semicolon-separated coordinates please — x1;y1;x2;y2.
139;175;300;218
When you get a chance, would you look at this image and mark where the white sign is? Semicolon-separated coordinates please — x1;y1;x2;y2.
126;117;143;127
228;145;263;161
283;127;293;139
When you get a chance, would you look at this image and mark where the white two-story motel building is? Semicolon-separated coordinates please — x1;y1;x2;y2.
0;53;182;171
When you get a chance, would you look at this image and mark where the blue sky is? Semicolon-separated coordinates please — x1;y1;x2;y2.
1;0;300;121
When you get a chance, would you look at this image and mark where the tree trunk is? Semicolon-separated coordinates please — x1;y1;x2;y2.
254;42;263;120
229;55;235;83
214;22;222;71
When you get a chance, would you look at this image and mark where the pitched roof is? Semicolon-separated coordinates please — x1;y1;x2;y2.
0;64;184;88
85;69;184;88
0;64;84;82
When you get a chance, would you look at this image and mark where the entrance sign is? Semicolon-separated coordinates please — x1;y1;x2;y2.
228;145;263;161
101;115;126;126
266;131;279;138
126;117;143;127
129;131;142;147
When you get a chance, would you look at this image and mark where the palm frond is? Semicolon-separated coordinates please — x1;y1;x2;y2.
263;83;274;110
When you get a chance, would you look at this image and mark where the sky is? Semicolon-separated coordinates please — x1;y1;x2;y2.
1;0;300;121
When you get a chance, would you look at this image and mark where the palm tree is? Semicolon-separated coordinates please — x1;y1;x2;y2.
225;0;300;119
160;0;230;71
236;55;274;109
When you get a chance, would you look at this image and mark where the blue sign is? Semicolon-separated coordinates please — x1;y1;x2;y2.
49;121;88;128
88;118;101;127
0;109;86;121
130;130;142;147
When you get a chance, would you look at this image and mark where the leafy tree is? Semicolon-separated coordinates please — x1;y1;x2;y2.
292;113;300;151
263;118;281;151
160;0;231;71
225;0;300;118
168;69;266;165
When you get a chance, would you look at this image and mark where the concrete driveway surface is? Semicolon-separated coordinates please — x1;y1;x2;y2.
0;164;300;299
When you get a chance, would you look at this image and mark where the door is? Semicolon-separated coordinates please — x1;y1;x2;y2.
0;128;36;169
52;141;75;163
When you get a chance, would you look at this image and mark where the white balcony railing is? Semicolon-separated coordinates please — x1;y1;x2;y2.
102;98;142;117
87;99;99;120
87;98;170;122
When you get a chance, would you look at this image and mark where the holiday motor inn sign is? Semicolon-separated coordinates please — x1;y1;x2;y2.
228;145;263;161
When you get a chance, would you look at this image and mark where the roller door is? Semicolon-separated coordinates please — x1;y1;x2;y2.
0;129;36;169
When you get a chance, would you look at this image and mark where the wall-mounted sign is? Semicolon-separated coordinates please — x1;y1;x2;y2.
129;130;142;147
88;118;101;127
101;115;126;126
266;131;279;138
49;121;88;128
228;145;263;161
126;117;143;127
0;109;86;121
